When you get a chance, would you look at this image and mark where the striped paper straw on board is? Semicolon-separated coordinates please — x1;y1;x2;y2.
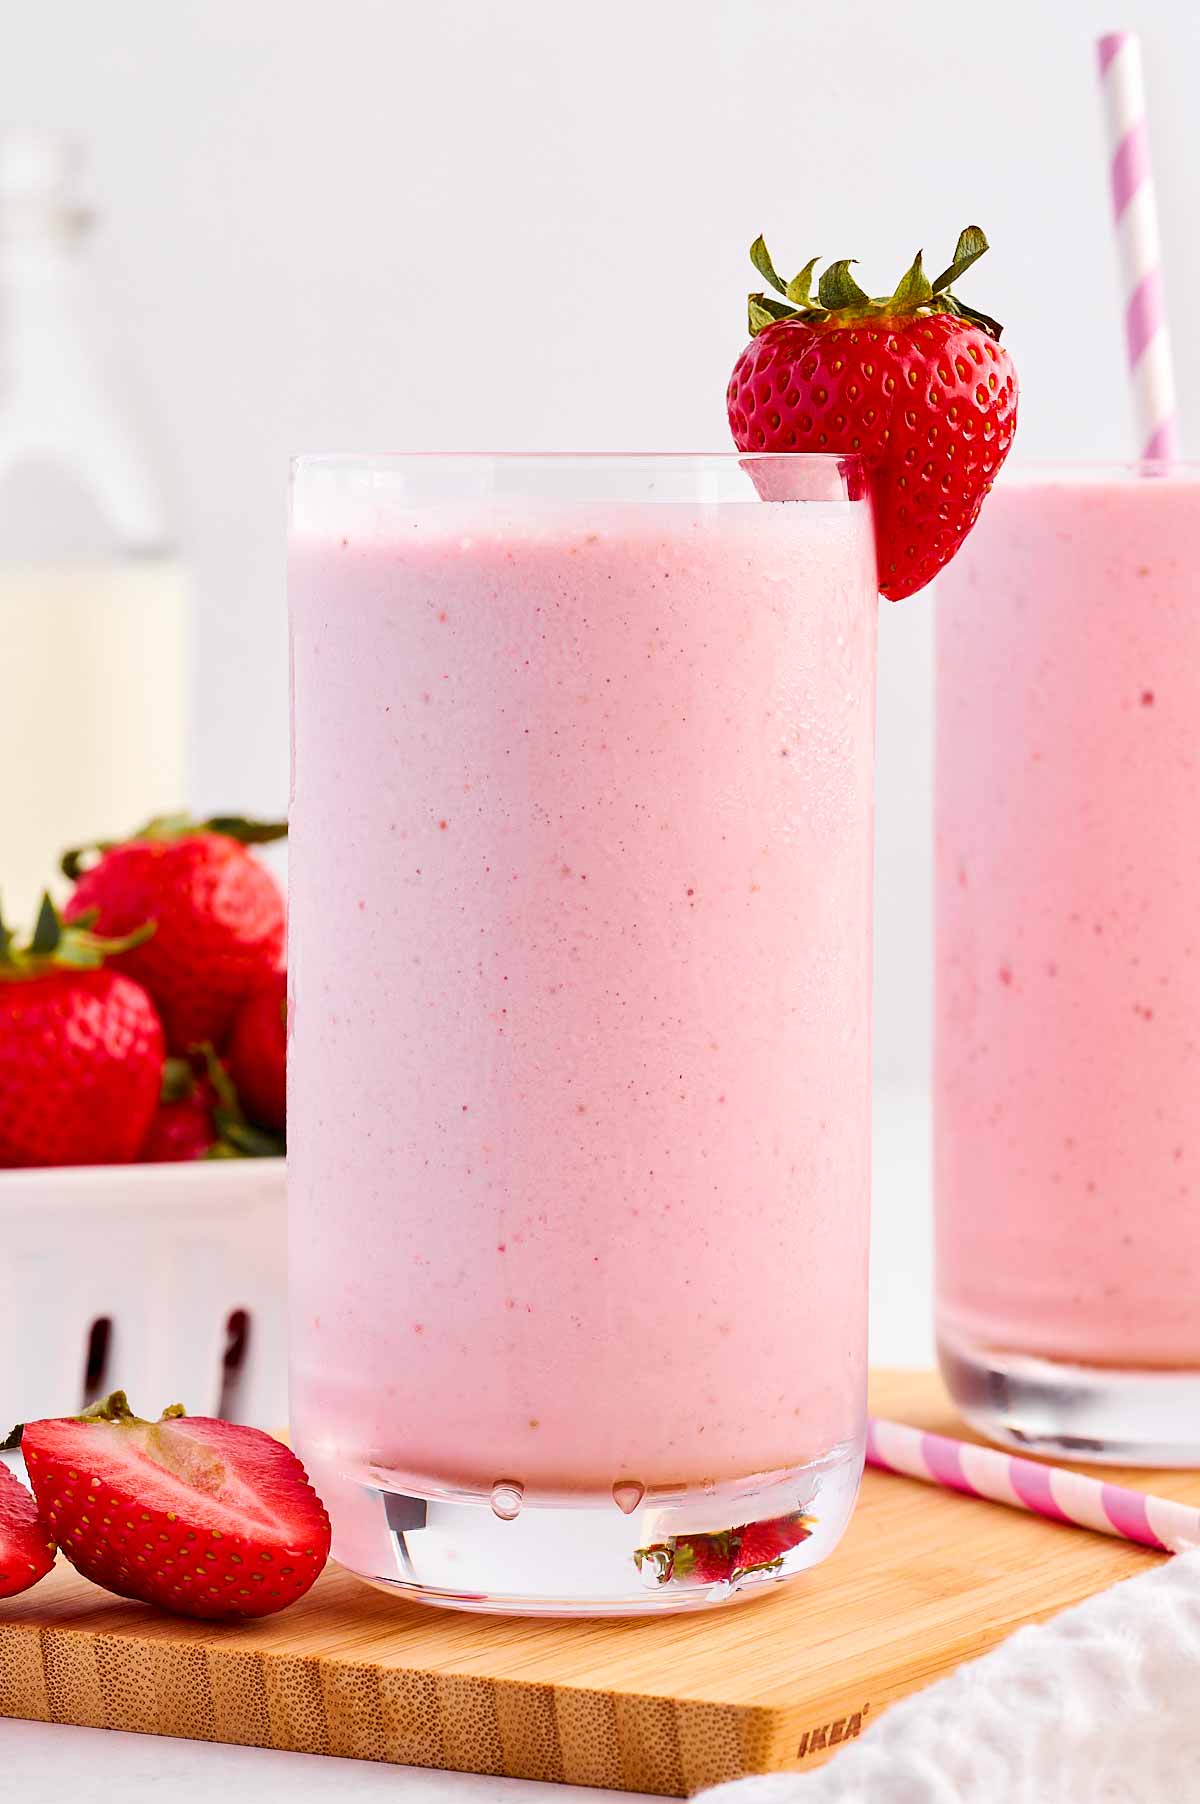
1096;31;1180;460
867;1416;1200;1555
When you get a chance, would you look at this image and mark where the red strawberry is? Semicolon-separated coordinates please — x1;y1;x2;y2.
0;898;164;1169
0;1461;55;1597
21;1391;330;1621
140;1063;218;1163
727;227;1018;600
226;971;287;1133
733;1511;815;1575
63;814;287;1055
673;1532;735;1584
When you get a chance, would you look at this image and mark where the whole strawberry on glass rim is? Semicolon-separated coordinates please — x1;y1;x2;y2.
62;813;286;1056
727;226;1018;599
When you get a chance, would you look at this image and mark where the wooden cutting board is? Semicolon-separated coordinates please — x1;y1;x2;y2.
1;1369;1192;1796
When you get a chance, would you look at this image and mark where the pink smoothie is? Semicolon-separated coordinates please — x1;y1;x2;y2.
936;473;1200;1370
289;492;877;1505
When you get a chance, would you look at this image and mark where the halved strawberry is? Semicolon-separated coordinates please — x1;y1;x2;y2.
0;1460;55;1597
733;1511;815;1575
673;1532;736;1584
20;1392;329;1621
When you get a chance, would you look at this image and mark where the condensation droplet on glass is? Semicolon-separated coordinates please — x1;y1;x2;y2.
612;1480;646;1515
489;1480;524;1520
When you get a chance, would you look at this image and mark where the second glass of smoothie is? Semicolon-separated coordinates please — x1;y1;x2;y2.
936;464;1200;1463
288;453;878;1612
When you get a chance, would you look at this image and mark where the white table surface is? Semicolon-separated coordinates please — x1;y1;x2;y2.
2;1084;934;1802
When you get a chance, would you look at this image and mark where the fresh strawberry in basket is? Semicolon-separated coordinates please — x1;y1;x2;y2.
19;1391;330;1621
140;1058;221;1162
141;1049;284;1162
727;226;1018;599
226;970;287;1134
62;814;287;1055
0;1461;55;1598
0;896;164;1168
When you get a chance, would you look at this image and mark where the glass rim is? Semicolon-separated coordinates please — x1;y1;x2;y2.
289;450;871;511
996;458;1200;483
290;449;863;472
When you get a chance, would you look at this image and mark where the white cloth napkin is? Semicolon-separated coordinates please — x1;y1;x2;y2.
703;1551;1200;1804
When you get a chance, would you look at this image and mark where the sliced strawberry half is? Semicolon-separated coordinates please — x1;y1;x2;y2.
732;1511;815;1575
0;1459;56;1597
672;1532;736;1584
20;1392;330;1621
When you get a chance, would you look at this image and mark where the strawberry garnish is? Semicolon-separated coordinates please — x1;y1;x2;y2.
635;1509;816;1588
19;1391;329;1621
0;1460;55;1598
732;1511;815;1576
62;814;287;1055
0;896;164;1168
727;226;1018;599
673;1533;736;1584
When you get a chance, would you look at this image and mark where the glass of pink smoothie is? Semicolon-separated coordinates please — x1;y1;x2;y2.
936;464;1200;1464
288;453;878;1613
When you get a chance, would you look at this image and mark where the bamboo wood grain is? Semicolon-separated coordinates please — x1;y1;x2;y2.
2;1370;1192;1794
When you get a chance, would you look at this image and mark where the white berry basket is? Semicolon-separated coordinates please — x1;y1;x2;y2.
0;1160;288;1430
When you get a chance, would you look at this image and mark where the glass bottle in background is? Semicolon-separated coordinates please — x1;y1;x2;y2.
0;127;188;925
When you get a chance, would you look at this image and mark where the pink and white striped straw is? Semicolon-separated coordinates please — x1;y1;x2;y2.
867;1416;1200;1554
1096;32;1180;461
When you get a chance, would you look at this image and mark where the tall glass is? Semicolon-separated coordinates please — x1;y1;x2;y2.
936;464;1200;1463
288;453;877;1613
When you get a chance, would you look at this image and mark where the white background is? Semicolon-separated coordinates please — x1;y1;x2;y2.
4;0;1196;1089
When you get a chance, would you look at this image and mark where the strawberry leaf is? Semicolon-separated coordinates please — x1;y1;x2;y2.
0;893;155;981
215;1115;286;1159
817;260;868;311
748;293;800;336
29;893;61;957
161;1057;196;1103
890;250;933;311
946;295;1005;341
62;812;287;880
202;816;288;847
931;225;989;295
785;256;820;306
193;1041;285;1158
749;235;788;297
736;224;1004;339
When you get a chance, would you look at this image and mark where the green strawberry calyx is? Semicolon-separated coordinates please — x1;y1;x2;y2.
746;225;1004;342
79;1390;186;1426
159;1048;285;1161
3;1390;185;1452
61;813;288;882
0;892;155;982
190;1042;285;1160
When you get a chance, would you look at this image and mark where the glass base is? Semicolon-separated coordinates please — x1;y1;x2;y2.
938;1334;1200;1467
312;1438;864;1617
